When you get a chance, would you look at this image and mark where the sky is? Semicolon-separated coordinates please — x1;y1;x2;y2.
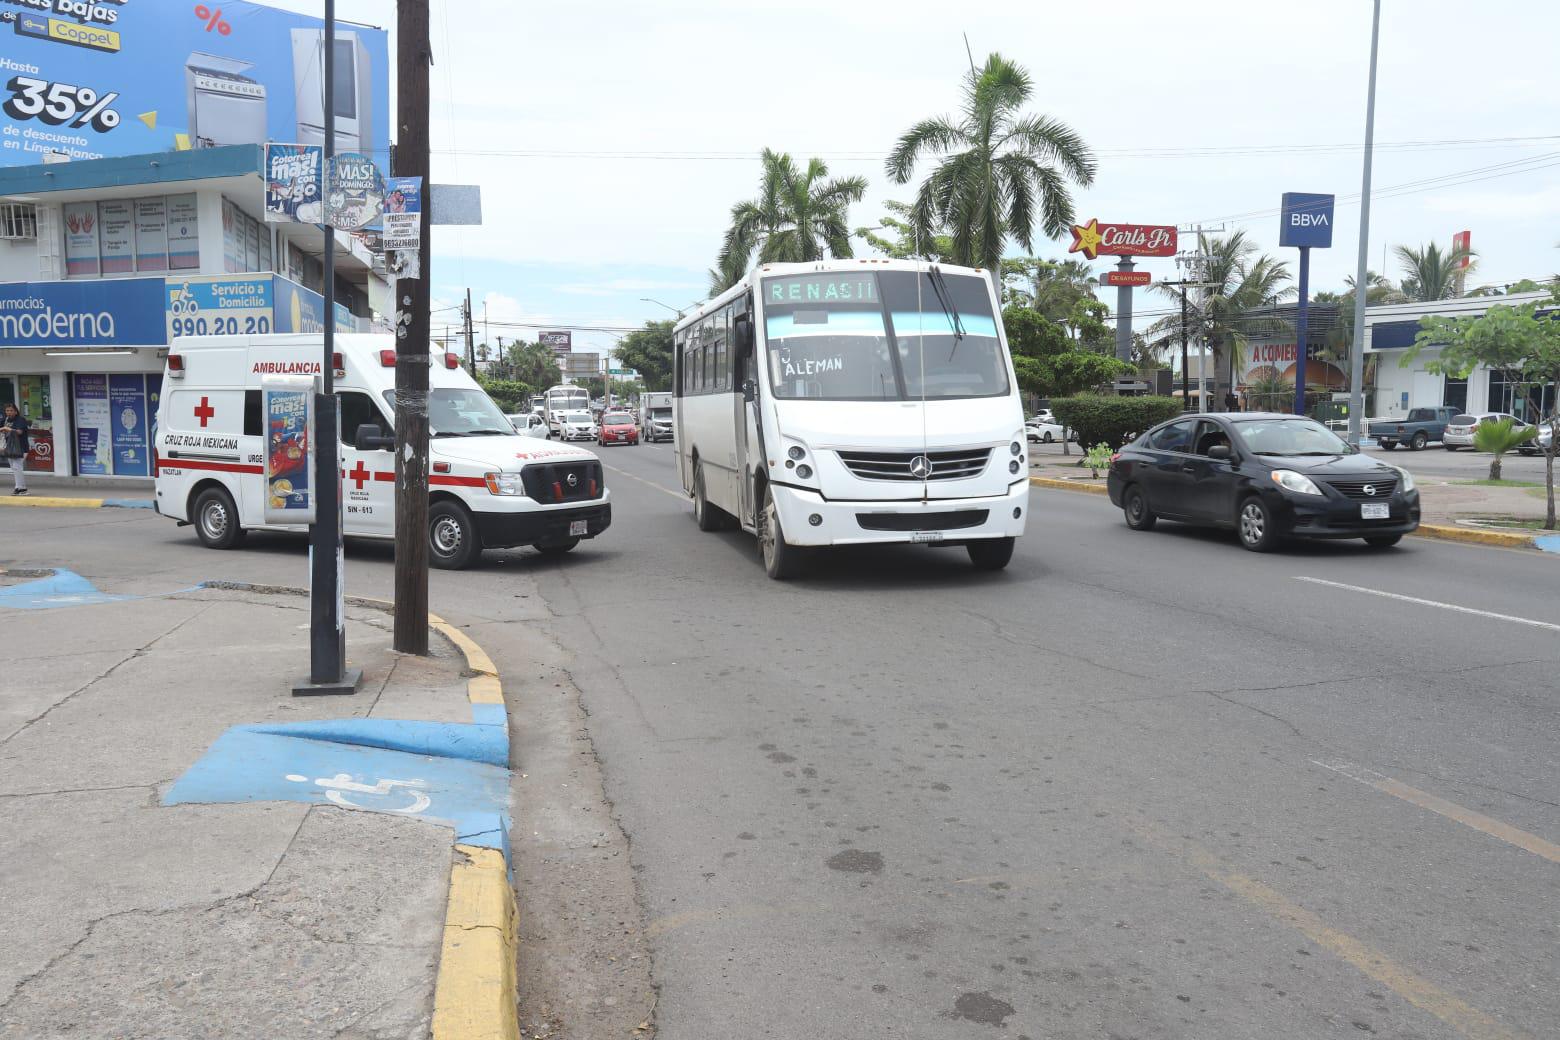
270;0;1560;362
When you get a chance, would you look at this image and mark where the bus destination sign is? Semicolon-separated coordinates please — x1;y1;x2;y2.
765;274;877;305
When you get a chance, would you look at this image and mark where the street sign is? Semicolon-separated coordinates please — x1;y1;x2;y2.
1102;270;1152;287
1068;219;1177;261
1278;193;1335;249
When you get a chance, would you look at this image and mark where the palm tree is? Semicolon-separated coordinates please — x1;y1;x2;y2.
1472;417;1534;481
1318;270;1407;359
886;52;1096;296
711;149;868;293
1149;232;1292;405
1395;242;1476;302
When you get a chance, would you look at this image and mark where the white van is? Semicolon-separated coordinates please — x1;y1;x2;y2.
153;333;612;569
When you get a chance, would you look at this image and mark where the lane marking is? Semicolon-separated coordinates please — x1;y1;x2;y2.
599;459;687;502
1125;815;1531;1040
1295;577;1560;633
1314;759;1560;865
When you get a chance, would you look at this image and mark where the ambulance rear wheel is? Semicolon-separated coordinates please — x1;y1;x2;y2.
429;500;480;570
193;486;245;550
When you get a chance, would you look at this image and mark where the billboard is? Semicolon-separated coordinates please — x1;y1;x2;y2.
539;330;572;356
1067;220;1177;261
1278;193;1335;249
0;1;389;171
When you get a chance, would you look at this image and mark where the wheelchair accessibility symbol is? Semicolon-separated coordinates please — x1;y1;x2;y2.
285;772;431;814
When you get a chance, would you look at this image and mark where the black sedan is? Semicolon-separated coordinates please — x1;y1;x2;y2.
1106;413;1421;551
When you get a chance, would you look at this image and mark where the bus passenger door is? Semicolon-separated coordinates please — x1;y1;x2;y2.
734;314;759;529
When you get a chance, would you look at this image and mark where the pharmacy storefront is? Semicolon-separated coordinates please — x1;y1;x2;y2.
0;275;355;480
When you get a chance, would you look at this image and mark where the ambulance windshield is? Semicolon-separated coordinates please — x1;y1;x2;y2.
382;388;514;438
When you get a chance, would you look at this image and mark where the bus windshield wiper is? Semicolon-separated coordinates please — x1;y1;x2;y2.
926;265;966;360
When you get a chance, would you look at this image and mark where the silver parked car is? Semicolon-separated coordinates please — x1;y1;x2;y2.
1441;412;1530;450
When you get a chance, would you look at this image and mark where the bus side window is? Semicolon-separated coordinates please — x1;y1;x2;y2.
714;307;728;391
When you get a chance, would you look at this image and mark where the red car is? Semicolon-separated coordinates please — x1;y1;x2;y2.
598;412;640;446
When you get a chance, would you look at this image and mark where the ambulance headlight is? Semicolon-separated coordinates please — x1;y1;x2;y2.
484;472;524;496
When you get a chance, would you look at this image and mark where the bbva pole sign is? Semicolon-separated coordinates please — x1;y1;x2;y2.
1278;193;1335;249
1067;219;1177;261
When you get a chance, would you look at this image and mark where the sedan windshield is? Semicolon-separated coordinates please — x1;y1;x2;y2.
382;388;513;438
1234;418;1353;456
761;270;1008;401
603;415;634;425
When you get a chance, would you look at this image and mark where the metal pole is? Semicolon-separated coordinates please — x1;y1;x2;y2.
299;0;357;694
392;0;431;656
1294;246;1311;415
464;288;474;369
1114;258;1134;364
1348;0;1381;446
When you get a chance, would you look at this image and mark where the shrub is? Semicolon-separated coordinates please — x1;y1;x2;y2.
1084;442;1113;478
475;377;534;413
1051;395;1183;450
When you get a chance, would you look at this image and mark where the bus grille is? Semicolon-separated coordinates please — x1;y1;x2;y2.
856;509;988;532
836;448;992;482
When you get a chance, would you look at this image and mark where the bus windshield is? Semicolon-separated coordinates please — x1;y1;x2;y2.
761;270;1008;401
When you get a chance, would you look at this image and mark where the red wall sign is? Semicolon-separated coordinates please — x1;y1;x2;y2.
1101;270;1152;287
1068;219;1177;261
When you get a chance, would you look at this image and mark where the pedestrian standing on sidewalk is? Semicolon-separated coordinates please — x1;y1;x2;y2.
1;403;28;496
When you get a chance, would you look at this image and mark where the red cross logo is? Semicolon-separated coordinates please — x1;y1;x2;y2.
193;396;215;428
347;460;370;489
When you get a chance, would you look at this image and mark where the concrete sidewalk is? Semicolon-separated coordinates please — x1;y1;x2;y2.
0;579;486;1039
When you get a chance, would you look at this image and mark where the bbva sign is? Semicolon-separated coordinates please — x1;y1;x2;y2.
1278;192;1335;249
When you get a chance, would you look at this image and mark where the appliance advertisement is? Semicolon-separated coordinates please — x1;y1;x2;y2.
264;142;322;223
261;375;314;524
72;373;112;475
0;0;389;173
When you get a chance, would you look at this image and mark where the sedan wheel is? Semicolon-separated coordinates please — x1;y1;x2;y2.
1123;485;1157;531
1237;497;1278;552
1043;431;1054;443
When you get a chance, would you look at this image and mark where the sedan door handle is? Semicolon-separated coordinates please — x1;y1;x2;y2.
1181;463;1197;473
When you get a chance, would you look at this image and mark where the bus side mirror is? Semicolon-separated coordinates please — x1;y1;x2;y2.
734;314;754;352
356;424;394;451
741;380;757;403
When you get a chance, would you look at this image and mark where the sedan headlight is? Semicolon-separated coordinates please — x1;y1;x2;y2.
1392;466;1416;493
1271;469;1324;496
484;472;525;496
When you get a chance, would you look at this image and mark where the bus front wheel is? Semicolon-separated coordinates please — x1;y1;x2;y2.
967;537;1015;571
758;486;801;580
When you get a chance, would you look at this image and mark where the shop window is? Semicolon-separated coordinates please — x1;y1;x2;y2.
1443;375;1467;412
72;373;159;477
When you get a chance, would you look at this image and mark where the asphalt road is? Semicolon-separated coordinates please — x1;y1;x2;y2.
8;453;1559;1040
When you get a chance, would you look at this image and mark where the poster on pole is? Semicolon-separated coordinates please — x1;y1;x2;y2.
383;176;422;279
265;144;323;223
262;376;315;524
326;153;385;231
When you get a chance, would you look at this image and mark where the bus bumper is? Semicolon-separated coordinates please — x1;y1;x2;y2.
772;480;1029;547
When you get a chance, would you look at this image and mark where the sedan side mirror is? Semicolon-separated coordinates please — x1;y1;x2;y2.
1207;444;1232;461
355;424;394;451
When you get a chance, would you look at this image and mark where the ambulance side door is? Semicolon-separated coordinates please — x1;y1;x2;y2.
337;390;395;537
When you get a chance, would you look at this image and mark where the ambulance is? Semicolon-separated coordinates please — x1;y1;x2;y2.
153;333;612;569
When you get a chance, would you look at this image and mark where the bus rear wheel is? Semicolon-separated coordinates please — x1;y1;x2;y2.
758;486;801;580
693;462;728;531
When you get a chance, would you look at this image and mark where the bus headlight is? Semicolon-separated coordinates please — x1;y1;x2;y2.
787;445;805;461
484;472;525;496
1010;441;1022;456
796;464;813;480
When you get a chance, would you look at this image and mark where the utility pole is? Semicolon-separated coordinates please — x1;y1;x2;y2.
1347;0;1382;448
392;0;431;656
483;300;489;367
295;0;358;695
464;288;475;370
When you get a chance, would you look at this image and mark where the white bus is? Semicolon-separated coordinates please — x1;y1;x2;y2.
673;259;1028;579
543;384;589;436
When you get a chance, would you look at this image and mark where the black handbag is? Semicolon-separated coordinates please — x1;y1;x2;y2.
1;430;23;458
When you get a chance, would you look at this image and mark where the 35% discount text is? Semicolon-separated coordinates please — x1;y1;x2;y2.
3;76;121;133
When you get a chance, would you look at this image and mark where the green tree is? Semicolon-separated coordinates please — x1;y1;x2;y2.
474;376;535;413
1003;305;1130;399
503;340;562;389
712;149;868;293
886;52;1096;296
1395;241;1476;302
855;200;956;262
1000;257;1096;317
1407;291;1560;525
613;320;675;392
1313;270;1407;362
1148;232;1292;406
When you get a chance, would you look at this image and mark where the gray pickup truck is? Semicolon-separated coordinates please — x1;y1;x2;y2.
1370;406;1460;451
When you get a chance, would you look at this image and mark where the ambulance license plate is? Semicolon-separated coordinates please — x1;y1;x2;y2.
569;520;589;536
910;531;944;543
1360;503;1389;520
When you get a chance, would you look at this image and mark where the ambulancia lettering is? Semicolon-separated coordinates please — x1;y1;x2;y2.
252;361;322;375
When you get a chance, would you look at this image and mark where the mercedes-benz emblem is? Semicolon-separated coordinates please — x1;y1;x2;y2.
566;472;579;488
1362;484;1376;496
908;455;932;479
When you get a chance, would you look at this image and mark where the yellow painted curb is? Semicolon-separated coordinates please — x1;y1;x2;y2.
1029;475;1109;495
0;495;104;508
1412;523;1538;549
432;844;520;1040
432;618;499;678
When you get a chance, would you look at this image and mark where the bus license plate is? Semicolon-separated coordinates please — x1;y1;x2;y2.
1360;503;1389;520
910;531;944;543
569;520;589;536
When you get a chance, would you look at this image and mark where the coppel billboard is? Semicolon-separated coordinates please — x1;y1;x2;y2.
0;0;389;170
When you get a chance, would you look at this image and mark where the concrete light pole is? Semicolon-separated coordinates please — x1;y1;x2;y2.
1347;0;1382;447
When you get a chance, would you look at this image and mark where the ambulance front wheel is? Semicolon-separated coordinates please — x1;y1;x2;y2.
429;500;480;570
193;486;245;550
